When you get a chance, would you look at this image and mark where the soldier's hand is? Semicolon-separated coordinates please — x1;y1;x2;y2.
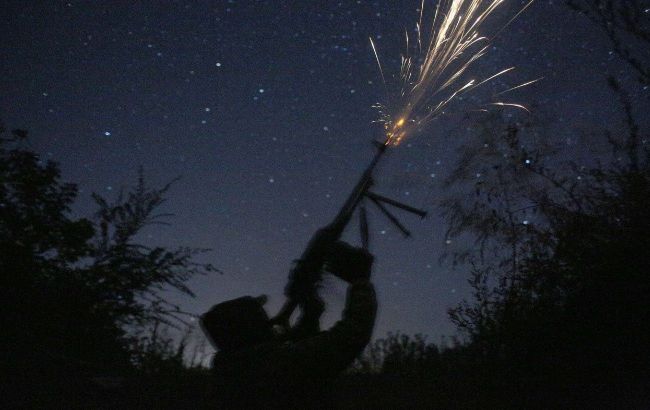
324;241;373;284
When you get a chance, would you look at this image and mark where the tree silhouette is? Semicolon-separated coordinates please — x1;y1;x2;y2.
1;125;217;406
567;0;649;85
436;10;649;403
433;3;650;405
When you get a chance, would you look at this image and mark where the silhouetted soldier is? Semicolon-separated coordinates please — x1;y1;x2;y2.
200;241;377;408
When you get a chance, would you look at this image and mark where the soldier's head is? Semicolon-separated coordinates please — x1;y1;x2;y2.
200;295;273;352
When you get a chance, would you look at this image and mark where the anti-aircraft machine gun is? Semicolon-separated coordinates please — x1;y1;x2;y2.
271;139;427;336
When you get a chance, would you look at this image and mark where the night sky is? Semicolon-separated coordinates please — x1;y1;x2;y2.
2;1;647;343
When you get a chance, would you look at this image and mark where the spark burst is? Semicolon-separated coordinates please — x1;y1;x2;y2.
371;0;538;146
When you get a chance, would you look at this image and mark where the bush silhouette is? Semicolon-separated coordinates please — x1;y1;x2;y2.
1;125;216;407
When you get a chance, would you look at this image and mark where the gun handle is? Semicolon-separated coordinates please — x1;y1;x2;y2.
271;299;297;330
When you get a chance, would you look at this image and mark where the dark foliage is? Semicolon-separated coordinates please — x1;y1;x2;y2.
432;2;650;405
567;0;649;85
4;3;649;407
1;126;216;407
436;64;649;408
437;38;649;410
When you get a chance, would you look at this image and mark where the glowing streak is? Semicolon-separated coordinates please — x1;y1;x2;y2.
489;102;531;113
471;67;516;90
418;0;425;37
493;0;535;40
370;38;387;88
495;77;544;96
371;0;536;146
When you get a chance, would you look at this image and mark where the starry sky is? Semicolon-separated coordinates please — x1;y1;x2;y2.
1;1;647;342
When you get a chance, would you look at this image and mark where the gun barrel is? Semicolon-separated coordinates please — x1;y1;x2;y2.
273;141;388;327
331;142;388;232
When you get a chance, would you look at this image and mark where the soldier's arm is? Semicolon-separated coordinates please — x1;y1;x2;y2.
255;242;376;380
309;279;377;370
264;279;377;380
